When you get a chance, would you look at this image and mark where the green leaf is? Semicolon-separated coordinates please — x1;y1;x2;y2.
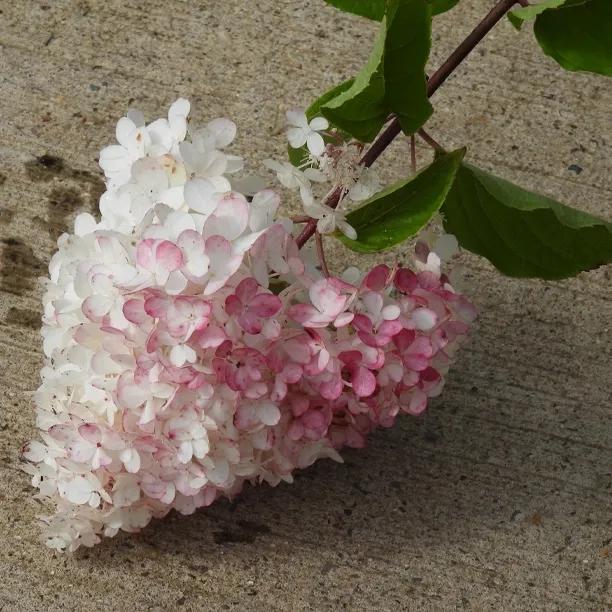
429;0;460;15
323;0;458;19
383;0;434;136
323;0;386;21
534;0;612;76
288;79;355;167
321;0;433;142
441;163;612;279
321;23;388;142
507;0;568;30
337;148;465;253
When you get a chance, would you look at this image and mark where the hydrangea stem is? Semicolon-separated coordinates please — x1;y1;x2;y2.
296;0;523;249
410;135;417;173
418;128;444;152
315;231;331;277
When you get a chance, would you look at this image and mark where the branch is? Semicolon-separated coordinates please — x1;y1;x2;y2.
291;215;312;223
296;0;522;248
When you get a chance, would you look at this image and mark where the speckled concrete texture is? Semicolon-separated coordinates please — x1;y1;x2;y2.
0;1;611;610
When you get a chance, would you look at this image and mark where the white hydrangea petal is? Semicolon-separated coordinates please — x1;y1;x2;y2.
208;176;232;192
22;440;48;462
61;476;94;505
74;213;97;236
287;127;308;149
286;108;308;128
259;402;281;426
337;218;357;240
147;118;174;152
116;117;137;147
168;98;190;141
126;108;145;127
306;132;325;157
224;154;244;173
433;233;459;261
249;189;280;232
158;186;184;210
120;449;141;473
309;116;329;131
99;145;131;173
412;308;438;331
184;178;219;216
207;118;236;148
230;175;267;196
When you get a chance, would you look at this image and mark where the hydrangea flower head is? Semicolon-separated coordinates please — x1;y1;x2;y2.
24;100;476;551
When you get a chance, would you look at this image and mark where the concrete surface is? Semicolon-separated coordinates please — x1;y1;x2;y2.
0;0;611;610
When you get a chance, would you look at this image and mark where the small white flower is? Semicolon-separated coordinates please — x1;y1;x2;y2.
249;189;280;232
303;201;357;240
348;167;381;202
263;159;326;206
286;109;329;157
60;475;100;507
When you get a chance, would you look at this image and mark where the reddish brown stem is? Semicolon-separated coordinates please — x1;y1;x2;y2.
315;231;330;277
418;128;444;151
296;0;523;248
410;135;417;173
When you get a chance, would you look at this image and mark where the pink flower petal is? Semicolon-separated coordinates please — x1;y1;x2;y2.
123;299;149;324
224;294;242;316
136;239;157;270
363;264;390;291
82;295;112;320
395;268;418;293
404;389;428;415
155;240;184;272
78;423;102;445
350;366;376;397
249;293;281;318
235;277;259;303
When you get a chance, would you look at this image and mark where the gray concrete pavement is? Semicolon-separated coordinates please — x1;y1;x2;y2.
0;1;610;610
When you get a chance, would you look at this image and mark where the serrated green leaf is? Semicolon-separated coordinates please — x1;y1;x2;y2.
534;0;612;76
323;0;386;20
429;0;460;15
337;148;465;253
441;163;612;279
507;0;568;30
321;0;433;142
288;79;355;167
